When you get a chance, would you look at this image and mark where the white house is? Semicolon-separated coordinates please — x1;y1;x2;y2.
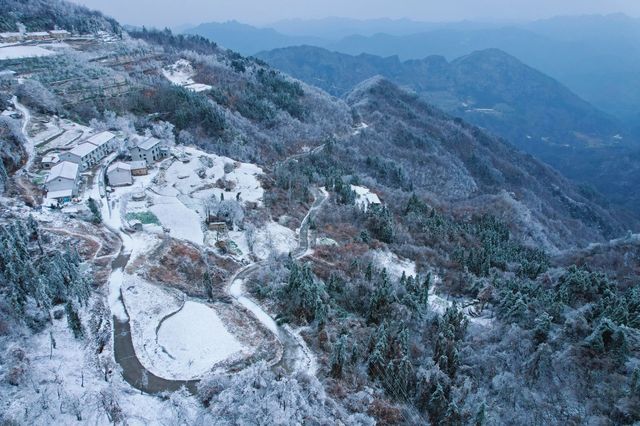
130;137;163;165
86;131;117;158
107;162;132;186
44;161;80;203
26;32;49;41
59;142;101;170
0;32;23;43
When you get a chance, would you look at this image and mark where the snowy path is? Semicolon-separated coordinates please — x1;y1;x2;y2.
41;227;106;260
226;186;327;375
105;146;328;392
13;97;36;175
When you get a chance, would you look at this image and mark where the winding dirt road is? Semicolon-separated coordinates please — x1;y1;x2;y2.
111;161;329;393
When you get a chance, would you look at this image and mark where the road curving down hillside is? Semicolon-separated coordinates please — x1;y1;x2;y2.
111;159;328;394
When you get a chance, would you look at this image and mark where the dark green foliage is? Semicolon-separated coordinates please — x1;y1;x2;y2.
282;262;327;324
0;219;91;332
130;84;225;137
329;176;356;205
366;204;395;243
87;197;102;224
557;265;614;306
365;156;412;191
0;158;7;193
533;312;553;344
583;318;627;358
434;305;467;378
367;269;394;324
329;333;350;378
129;27;217;55
65;301;83;339
255;69;305;120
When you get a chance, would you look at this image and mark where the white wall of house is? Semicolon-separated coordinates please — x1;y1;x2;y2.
46;177;78;196
107;167;133;186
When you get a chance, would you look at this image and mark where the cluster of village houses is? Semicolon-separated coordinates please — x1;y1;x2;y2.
0;30;71;44
42;130;167;205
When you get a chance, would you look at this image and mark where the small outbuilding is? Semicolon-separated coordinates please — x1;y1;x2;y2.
128;160;148;176
41;153;60;169
107;162;133;186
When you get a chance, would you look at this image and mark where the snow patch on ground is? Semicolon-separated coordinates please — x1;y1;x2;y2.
162;59;212;92
149;196;204;246
1;303;180;425
157;301;245;378
171;146;264;206
253;222;297;260
0;44;57;59
122;278;247;380
371;249;416;280
351;185;381;211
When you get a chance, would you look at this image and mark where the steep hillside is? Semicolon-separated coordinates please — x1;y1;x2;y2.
258;46;640;213
340;77;630;250
0;0;121;33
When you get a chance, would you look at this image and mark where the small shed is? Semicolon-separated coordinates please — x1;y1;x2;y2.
128;160;148;176
107;162;133;187
129;220;143;232
41;153;60;169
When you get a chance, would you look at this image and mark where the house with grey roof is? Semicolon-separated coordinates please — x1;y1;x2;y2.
44;161;80;203
130;137;164;165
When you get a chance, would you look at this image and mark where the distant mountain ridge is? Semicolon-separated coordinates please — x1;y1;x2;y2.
256;45;640;213
183;15;640;122
182;21;324;56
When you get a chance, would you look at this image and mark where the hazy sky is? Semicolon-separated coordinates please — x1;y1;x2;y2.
69;0;640;28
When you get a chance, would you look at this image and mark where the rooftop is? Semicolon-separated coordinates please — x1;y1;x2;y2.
108;162;132;173
128;160;147;169
46;161;79;183
26;32;49;37
69;142;98;157
136;137;161;151
41;153;60;163
86;131;116;147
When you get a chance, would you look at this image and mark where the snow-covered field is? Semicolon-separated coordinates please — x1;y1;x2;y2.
122;278;247;380
371;249;416;280
169;146;264;205
162;59;212;92
157;301;245;378
149;196;204;245
253;222;298;259
351;185;381;211
0;44;57;59
1;303;182;425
